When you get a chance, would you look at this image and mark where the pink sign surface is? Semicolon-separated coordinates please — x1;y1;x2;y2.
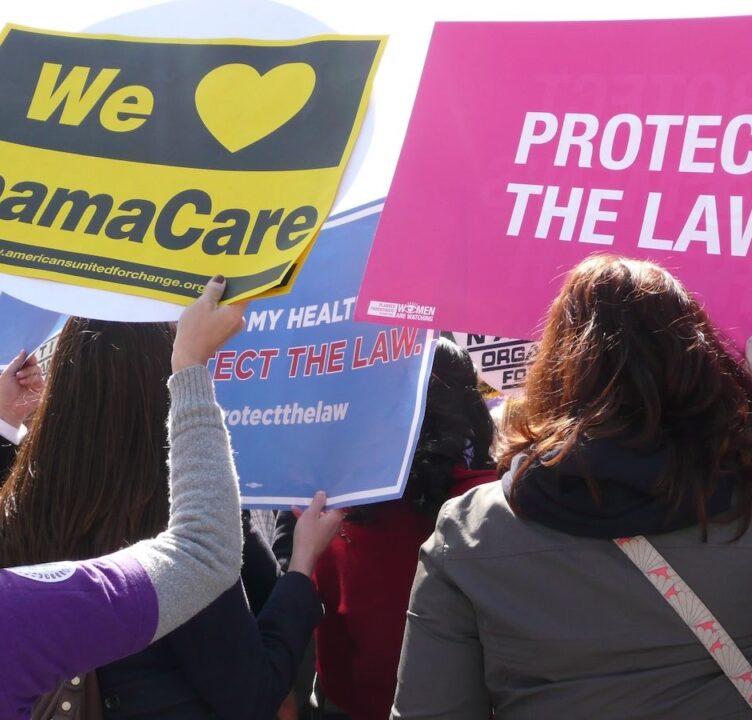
356;18;752;349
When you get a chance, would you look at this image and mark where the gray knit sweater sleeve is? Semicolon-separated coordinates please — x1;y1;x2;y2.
113;364;242;640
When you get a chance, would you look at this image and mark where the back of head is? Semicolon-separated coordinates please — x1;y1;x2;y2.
501;254;752;533
0;318;175;567
405;337;495;517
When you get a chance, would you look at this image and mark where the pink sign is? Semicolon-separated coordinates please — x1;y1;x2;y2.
356;18;752;348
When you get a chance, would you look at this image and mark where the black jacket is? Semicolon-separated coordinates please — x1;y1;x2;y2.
97;521;322;719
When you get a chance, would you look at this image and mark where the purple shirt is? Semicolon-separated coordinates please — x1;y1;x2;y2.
0;553;158;718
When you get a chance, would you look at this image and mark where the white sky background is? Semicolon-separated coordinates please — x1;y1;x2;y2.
0;0;749;319
5;0;751;29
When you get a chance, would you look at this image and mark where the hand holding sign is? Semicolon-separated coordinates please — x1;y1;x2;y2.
0;350;44;428
172;276;248;372
289;491;343;578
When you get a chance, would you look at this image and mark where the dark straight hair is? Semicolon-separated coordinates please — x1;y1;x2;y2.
0;318;175;567
500;255;752;537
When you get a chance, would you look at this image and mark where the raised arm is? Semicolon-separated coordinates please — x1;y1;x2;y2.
120;275;247;638
167;493;343;720
0;277;249;716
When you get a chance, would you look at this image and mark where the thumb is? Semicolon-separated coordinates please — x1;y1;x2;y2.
201;275;227;305
306;490;327;516
5;350;27;375
21;354;39;367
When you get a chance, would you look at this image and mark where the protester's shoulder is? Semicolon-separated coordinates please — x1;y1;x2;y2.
434;482;590;561
0;554;151;597
436;482;506;536
653;513;752;551
0;555;157;657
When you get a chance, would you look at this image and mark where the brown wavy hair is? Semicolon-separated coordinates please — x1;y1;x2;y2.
0;318;175;567
500;255;752;536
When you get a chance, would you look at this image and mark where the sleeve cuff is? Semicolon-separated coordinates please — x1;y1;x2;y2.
0;417;27;445
167;364;216;407
278;571;324;623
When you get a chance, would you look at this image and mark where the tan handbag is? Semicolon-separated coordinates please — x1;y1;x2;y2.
31;672;103;720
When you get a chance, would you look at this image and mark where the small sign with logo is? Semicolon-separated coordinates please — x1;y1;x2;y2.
366;300;436;323
0;25;385;305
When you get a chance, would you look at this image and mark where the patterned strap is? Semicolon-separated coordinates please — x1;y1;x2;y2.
614;535;752;708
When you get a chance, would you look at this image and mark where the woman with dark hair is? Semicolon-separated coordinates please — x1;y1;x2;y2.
0;277;246;716
0;319;176;562
392;256;752;719
0;284;342;719
313;337;497;720
0;349;45;486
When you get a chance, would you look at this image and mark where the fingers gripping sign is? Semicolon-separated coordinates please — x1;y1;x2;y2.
288;491;344;578
0;350;45;429
172;275;250;373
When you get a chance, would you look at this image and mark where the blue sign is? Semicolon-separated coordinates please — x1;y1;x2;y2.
209;200;435;508
0;293;62;366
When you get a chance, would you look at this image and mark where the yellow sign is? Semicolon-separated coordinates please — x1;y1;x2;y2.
0;25;385;304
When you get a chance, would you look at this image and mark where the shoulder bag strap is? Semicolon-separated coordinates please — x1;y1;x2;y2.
614;535;752;709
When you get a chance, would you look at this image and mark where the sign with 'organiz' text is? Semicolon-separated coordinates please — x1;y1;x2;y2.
357;18;752;347
450;333;538;396
0;25;384;304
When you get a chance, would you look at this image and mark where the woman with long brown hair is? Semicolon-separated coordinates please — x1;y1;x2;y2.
0;288;342;719
392;255;752;719
0;319;174;565
0;276;247;717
